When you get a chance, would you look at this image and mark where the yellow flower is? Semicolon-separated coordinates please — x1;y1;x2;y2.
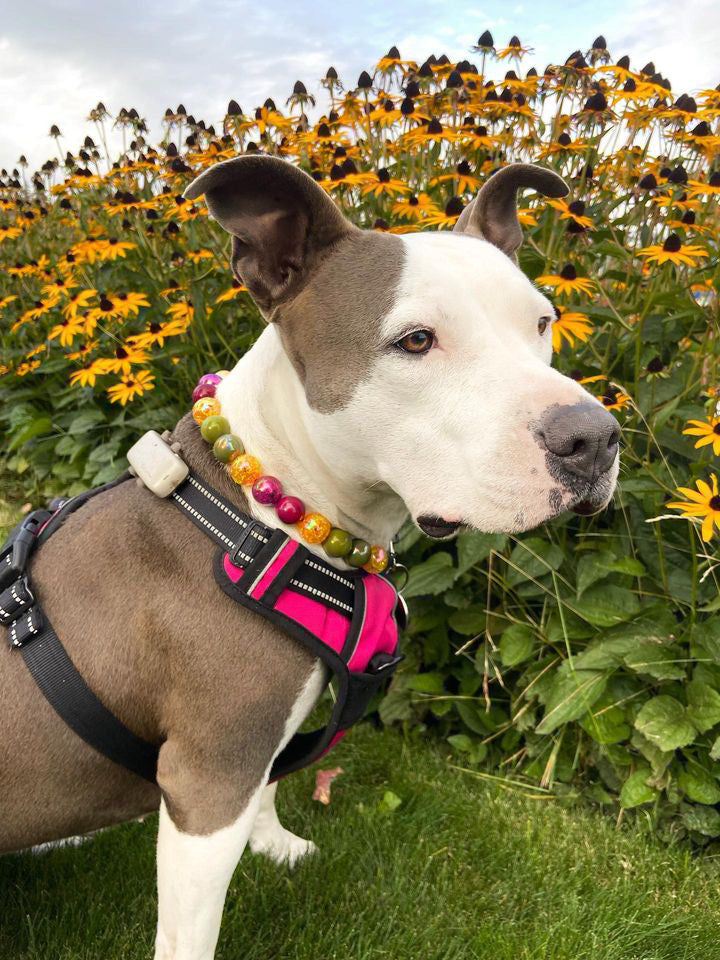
107;370;156;405
667;475;720;542
215;281;248;303
359;170;411;199
0;294;17;311
62;289;96;320
683;418;720;456
166;301;194;324
110;292;150;318
48;317;86;347
552;310;594;350
637;233;708;267
95;346;151;376
535;265;596;297
0;226;23;242
69;367;98;388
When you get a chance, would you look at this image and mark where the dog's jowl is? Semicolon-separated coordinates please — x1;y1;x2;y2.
0;156;619;960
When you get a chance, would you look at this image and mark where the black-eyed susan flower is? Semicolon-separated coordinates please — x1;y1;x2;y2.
69;366;99;388
637;232;708;267
535;264;596;297
95;346;151;376
667;476;720;542
107;370;156;405
551;309;594;350
215;279;248;303
600;388;632;411
683;417;720;456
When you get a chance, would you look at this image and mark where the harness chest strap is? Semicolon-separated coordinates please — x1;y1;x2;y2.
0;466;404;784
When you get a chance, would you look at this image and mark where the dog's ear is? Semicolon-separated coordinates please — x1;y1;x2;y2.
453;163;568;260
184;155;356;314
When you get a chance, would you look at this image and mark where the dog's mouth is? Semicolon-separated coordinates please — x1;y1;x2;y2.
416;515;462;539
570;498;608;517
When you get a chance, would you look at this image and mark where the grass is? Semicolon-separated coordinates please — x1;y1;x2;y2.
2;724;720;960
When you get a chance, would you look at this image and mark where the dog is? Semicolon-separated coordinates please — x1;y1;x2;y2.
0;155;620;960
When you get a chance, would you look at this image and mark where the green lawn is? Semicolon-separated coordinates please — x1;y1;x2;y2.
2;724;720;960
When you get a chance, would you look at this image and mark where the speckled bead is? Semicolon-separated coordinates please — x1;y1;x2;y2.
192;396;221;423
199;373;223;387
347;539;372;568
276;496;304;524
192;382;216;403
252;475;283;505
299;512;332;544
213;433;244;463
200;415;230;444
229;453;263;485
323;528;353;558
363;545;390;574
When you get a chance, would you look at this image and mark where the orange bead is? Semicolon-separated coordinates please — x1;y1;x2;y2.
229;453;263;485
192;396;221;423
299;512;332;544
363;545;390;574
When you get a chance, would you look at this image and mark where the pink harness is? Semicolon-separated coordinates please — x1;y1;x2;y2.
1;469;404;783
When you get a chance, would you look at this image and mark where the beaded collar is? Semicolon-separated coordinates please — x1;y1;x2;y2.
191;371;391;574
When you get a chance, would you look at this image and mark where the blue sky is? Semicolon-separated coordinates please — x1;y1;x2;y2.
1;0;718;172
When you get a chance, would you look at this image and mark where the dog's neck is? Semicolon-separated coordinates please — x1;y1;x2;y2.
214;325;408;560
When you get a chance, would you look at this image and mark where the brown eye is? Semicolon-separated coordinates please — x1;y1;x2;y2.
395;329;434;354
538;317;552;335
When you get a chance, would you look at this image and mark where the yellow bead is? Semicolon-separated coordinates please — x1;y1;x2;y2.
363;545;390;574
215;369;231;378
299;512;332;544
192;396;221;423
229;454;263;485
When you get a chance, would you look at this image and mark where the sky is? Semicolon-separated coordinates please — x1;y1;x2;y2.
1;0;718;174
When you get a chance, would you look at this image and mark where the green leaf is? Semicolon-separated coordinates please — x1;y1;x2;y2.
7;417;54;452
379;790;402;813
580;703;631;745
620;768;656;808
677;765;720;805
67;409;106;435
575;551;644;598
456;530;507;575
408;673;445;695
623;641;686;680
572;585;640;627
499;624;535;667
536;669;607;735
505;537;564;587
686;681;720;734
631;730;673;781
447;733;474;753
710;736;720;762
448;607;486;636
403;552;458;599
680;804;720;838
634;696;696;752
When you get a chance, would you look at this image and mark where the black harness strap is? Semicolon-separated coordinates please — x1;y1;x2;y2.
1;467;402;784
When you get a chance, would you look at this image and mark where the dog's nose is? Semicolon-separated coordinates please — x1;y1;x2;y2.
538;402;621;481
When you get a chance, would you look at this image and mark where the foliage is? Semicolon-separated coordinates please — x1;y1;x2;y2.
1;34;719;839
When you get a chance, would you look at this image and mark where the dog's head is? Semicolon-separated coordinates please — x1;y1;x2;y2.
185;156;620;538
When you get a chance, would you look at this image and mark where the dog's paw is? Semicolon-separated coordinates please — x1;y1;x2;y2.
249;827;318;868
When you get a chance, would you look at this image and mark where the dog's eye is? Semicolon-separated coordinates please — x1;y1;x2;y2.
395;329;434;354
538;316;552;335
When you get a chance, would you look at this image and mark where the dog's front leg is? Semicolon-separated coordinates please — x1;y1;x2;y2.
154;765;266;960
249;781;317;867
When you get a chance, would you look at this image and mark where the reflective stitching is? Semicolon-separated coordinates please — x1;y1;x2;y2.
188;477;267;544
288;578;353;613
170;493;235;548
305;558;353;589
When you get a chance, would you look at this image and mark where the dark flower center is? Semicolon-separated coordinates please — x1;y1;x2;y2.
560;264;577;280
663;233;682;252
710;496;720;511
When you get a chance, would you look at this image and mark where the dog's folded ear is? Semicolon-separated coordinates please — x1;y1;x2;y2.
453;163;568;261
184;155;355;314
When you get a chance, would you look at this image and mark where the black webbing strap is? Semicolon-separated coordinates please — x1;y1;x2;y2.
20;620;159;782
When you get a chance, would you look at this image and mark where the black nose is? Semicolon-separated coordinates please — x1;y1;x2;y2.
538;402;621;481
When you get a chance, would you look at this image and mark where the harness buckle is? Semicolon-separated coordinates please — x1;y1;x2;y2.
0;574;35;627
230;520;263;566
0;512;48;591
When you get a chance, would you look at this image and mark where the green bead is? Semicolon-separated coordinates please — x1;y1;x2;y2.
212;432;244;463
201;415;231;444
323;528;353;558
347;538;372;567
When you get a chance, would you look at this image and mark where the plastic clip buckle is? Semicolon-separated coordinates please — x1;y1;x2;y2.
0;514;46;591
230;520;263;566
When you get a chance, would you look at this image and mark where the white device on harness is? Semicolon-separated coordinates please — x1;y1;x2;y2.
126;430;189;497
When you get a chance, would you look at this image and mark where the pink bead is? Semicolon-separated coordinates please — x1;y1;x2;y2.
276;495;304;524
192;382;216;402
199;373;223;387
252;475;283;505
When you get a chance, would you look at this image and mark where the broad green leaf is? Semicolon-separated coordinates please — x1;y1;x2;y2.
403;552;458;599
447;733;474;753
499;624;535;667
623;641;686;680
448;607;486;636
456;530;507;575
379;790;402;813
620;768;656;808
580;703;631;745
67;409;105;434
634;696;696;752
710;736;720;762
686;680;720;734
677;765;720;805
574;636;640;670
573;585;640;627
407;673;445;695
630;730;673;781
7;417;54;452
680;805;720;838
576;551;645;599
505;537;564;587
536;669;607;735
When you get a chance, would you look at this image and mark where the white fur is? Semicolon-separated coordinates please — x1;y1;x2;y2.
154;662;325;960
249;781;317;866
